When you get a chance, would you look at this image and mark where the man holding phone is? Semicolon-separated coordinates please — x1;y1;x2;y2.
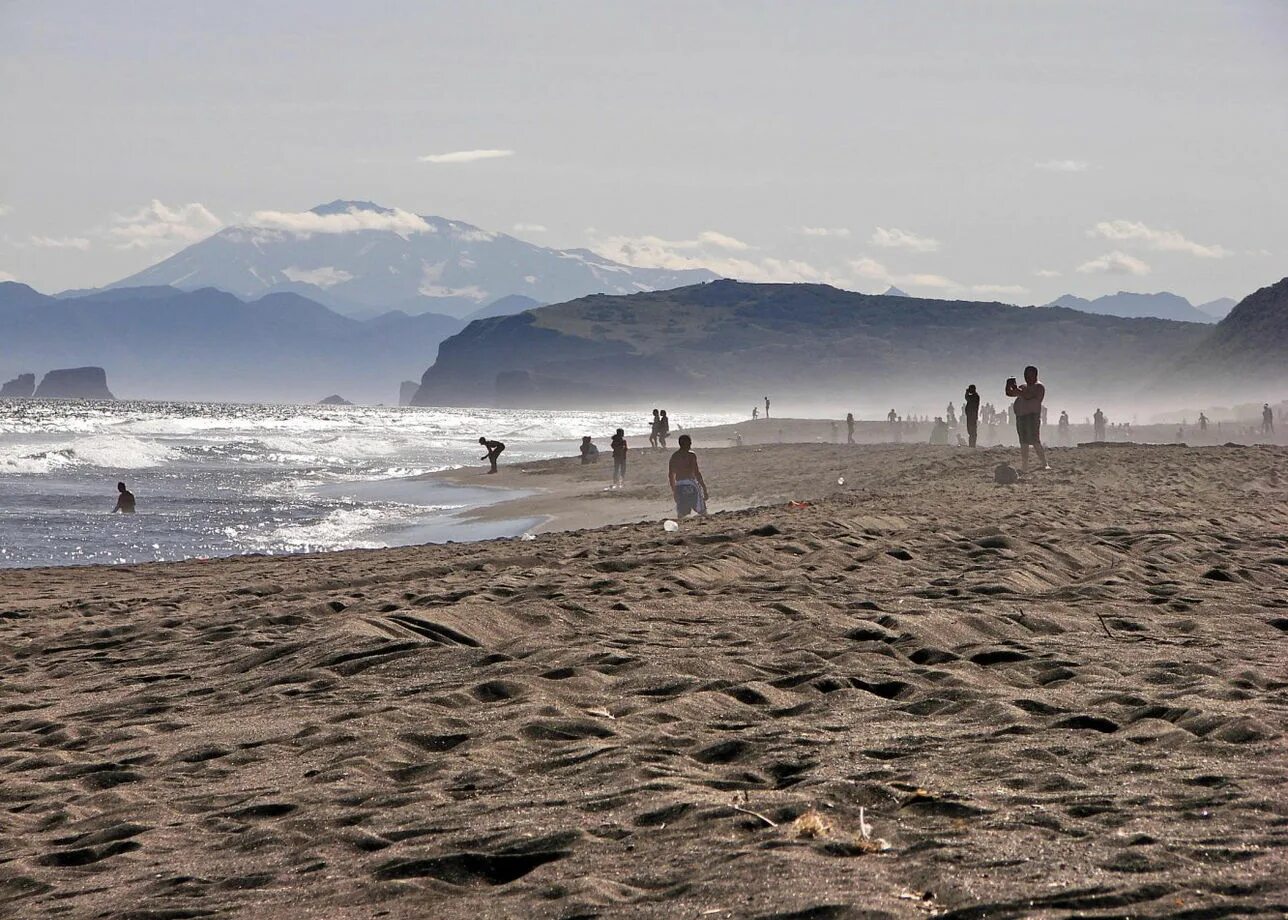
1005;366;1050;473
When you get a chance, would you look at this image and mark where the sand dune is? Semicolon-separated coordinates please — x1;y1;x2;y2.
1;442;1286;918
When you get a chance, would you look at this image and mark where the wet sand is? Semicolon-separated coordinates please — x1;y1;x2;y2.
1;441;1286;919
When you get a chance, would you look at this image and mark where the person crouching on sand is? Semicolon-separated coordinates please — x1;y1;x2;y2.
478;436;505;474
668;434;708;517
1005;366;1050;472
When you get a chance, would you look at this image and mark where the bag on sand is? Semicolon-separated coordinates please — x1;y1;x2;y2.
994;463;1019;485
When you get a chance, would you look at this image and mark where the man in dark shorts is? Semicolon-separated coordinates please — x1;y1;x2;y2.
668;434;708;517
112;481;136;514
1005;366;1049;472
963;384;980;448
478;436;505;473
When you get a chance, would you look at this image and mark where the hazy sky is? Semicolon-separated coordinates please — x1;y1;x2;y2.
2;0;1285;303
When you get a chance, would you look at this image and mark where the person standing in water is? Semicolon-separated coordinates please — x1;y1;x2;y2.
478;436;505;473
112;481;136;514
846;412;855;444
610;428;627;488
963;385;980;448
1005;366;1050;472
668;434;708;518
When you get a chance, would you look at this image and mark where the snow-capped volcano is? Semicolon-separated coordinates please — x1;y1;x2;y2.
107;200;717;318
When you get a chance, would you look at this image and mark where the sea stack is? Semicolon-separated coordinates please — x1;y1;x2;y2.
318;394;353;406
33;367;115;400
399;380;419;406
0;372;36;398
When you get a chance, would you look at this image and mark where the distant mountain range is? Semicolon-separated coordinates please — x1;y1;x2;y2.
1044;291;1234;323
0;282;464;403
105;200;716;319
411;280;1234;410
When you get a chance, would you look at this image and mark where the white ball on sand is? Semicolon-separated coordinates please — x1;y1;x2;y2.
663;520;679;532
837;477;846;486
520;532;536;541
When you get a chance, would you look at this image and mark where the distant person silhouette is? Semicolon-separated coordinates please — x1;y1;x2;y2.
657;410;670;448
1058;410;1070;445
846;412;855;444
610;428;627;488
478;436;505;473
928;417;950;445
764;396;771;419
1093;408;1107;441
112;481;135;514
1005;365;1049;472
752;406;759;420
1263;404;1274;435
946;402;957;426
579;436;599;464
963;385;980;448
649;409;661;448
1198;412;1208;433
668;434;708;518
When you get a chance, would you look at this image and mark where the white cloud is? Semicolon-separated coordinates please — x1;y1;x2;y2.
696;230;750;251
1077;250;1151;276
1035;159;1089;172
1034;268;1062;278
871;227;939;252
108;200;223;249
972;283;1029;296
846;256;959;293
418;148;515;164
250;206;431;237
282;266;354;288
30;235;90;250
593;233;836;285
1088;219;1229;258
513;223;548;233
799;226;851;237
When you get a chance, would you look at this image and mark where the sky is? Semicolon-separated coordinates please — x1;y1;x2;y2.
1;0;1285;304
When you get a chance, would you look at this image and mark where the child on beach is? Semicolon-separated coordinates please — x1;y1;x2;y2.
610;429;627;488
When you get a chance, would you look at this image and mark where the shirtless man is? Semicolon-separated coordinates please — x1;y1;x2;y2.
668;434;708;518
112;481;136;514
1005;365;1049;472
478;436;505;473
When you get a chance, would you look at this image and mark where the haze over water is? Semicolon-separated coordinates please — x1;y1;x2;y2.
0;399;737;568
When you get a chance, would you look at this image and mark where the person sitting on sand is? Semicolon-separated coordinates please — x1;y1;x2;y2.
846;412;855;444
668;434;708;518
928;416;950;445
579;436;599;464
1005;366;1050;472
478;436;505;474
610;428;627;488
964;385;980;448
112;481;136;514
